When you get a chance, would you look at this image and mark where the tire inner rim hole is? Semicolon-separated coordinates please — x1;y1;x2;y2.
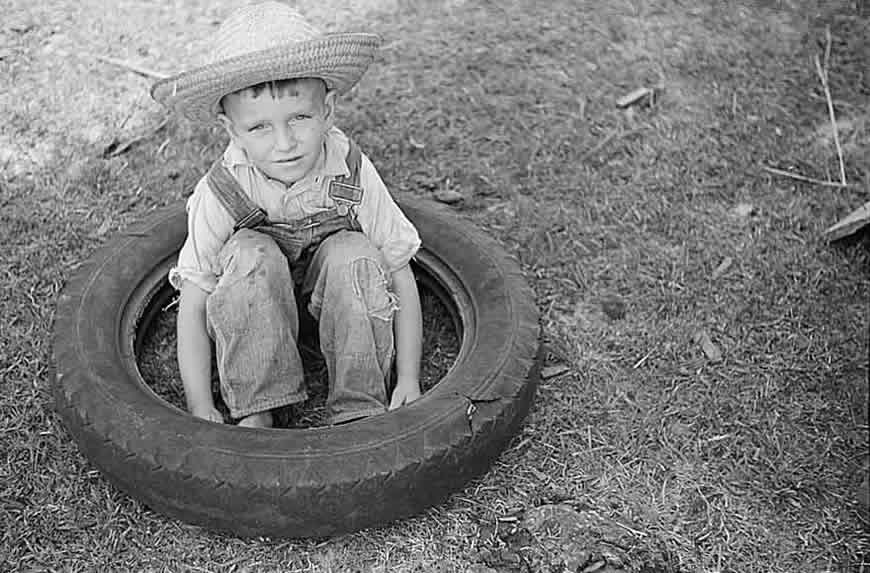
136;262;461;429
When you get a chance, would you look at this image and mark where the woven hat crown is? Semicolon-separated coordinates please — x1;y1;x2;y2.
210;2;322;63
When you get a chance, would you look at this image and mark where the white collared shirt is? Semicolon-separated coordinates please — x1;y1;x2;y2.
170;127;421;292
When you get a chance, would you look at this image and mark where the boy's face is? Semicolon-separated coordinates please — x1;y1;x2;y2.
219;79;335;186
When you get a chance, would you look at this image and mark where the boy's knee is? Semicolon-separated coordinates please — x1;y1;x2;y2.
320;231;381;263
219;230;286;278
307;232;395;320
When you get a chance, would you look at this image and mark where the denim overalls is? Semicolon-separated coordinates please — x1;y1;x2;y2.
203;140;397;424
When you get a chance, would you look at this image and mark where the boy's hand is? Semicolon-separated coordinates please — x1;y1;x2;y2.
389;378;421;410
192;405;224;424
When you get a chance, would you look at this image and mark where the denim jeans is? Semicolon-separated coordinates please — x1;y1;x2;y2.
205;229;397;424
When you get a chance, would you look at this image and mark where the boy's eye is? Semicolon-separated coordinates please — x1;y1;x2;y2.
248;124;267;133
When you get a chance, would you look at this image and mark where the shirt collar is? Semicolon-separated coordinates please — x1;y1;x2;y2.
222;127;350;184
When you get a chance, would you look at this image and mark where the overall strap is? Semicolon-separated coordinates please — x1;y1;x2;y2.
327;139;364;229
206;161;267;231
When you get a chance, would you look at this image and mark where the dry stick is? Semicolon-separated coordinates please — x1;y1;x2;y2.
814;26;847;186
104;117;170;158
760;165;855;189
580;127;643;161
90;54;169;80
580;130;617;161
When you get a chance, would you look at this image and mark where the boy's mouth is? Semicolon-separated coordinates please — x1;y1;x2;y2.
275;156;303;165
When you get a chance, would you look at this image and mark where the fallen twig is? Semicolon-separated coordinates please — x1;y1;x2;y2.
103;117;170;158
580;127;643;161
155;137;171;156
581;130;617;161
541;363;570;379
814;26;847;186
89;53;169;80
760;165;856;189
632;349;653;369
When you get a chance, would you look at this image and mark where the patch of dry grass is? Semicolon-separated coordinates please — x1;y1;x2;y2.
1;0;867;571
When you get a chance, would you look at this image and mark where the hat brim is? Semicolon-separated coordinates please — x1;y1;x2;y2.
151;33;380;123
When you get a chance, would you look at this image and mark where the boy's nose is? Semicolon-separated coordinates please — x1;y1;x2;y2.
274;125;297;152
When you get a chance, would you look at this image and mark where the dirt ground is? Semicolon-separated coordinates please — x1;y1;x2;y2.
1;0;399;177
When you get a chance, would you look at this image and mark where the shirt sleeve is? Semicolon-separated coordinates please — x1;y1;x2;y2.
355;153;421;273
168;177;236;293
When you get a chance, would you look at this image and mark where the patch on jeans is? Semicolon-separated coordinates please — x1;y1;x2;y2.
351;257;398;321
219;231;276;279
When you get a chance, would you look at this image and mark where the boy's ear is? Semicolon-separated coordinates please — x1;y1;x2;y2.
322;89;337;129
217;113;239;143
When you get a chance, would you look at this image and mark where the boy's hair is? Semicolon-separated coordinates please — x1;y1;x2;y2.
219;78;327;113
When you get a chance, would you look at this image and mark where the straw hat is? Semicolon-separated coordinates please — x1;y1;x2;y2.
151;1;381;122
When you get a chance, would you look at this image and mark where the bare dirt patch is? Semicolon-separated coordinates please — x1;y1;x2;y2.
1;0;401;177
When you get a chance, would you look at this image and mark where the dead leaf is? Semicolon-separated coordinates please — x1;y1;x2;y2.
582;560;608;573
733;203;755;217
711;256;733;280
435;188;463;204
694;330;723;362
9;21;35;34
408;136;425;150
91;216;113;238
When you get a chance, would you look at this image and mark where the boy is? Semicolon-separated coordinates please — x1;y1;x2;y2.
151;1;422;427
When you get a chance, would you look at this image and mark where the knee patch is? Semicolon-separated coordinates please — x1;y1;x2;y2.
220;231;285;279
351;257;398;322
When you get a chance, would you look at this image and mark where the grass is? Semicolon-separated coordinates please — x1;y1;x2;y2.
1;0;868;571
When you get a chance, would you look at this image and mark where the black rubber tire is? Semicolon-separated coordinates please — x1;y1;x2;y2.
52;197;541;538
